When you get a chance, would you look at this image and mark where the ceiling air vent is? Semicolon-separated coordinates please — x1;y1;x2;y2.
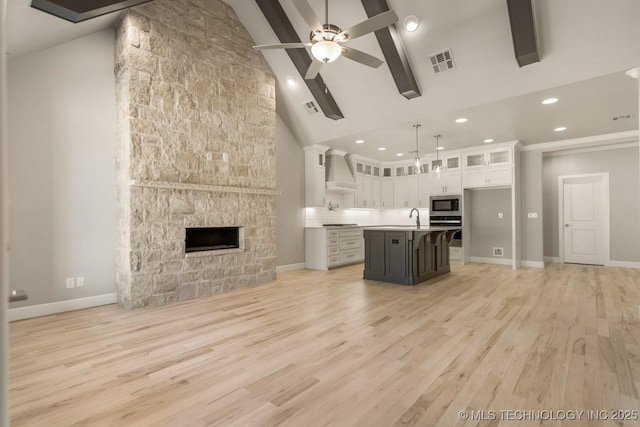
428;49;455;74
302;100;320;115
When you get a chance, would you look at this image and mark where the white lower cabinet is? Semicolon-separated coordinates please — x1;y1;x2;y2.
305;227;364;270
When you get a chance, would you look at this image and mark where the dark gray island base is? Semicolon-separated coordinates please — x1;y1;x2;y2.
363;227;461;285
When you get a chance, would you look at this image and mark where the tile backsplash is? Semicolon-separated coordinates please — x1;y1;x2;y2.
305;206;430;228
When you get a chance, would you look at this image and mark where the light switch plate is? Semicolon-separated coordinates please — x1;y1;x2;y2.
66;278;75;289
498;212;504;219
76;277;84;287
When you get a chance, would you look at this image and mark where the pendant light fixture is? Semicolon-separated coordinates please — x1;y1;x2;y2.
434;134;442;178
412;124;422;172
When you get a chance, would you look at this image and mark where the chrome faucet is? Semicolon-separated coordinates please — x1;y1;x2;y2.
409;208;420;229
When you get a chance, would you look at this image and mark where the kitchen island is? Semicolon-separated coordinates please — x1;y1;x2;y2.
363;226;461;285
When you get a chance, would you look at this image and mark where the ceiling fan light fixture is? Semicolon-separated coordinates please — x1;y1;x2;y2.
403;15;419;32
311;40;342;63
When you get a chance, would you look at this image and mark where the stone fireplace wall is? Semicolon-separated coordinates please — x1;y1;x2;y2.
115;0;277;308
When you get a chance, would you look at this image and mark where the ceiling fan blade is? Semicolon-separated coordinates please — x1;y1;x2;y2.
305;60;322;79
338;10;398;41
253;42;311;50
292;0;323;32
341;47;384;68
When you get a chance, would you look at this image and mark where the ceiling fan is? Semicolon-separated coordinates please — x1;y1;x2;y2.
253;0;398;79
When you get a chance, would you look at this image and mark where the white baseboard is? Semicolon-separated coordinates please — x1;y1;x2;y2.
542;257;639;269
9;293;117;322
521;260;545;268
469;257;513;266
276;262;306;273
607;260;640;269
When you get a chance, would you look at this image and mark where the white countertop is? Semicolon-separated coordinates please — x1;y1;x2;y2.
362;226;461;232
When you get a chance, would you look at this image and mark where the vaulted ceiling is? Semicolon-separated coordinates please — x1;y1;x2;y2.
6;0;640;160
225;0;640;159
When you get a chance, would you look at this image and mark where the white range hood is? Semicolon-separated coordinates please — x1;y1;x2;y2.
325;149;358;192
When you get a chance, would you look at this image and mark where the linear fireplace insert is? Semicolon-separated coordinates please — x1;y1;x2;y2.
185;226;242;253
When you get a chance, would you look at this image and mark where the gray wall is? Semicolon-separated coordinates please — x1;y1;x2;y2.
8;30;117;306
520;151;544;262
275;114;305;267
542;146;640;261
468;188;513;259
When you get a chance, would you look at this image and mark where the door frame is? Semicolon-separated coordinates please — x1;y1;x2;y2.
557;173;610;265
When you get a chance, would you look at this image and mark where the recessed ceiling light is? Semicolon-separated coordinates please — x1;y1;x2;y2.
483;139;494;143
286;76;297;87
436;146;444;151
403;15;419;32
554;126;567;132
396;153;404;156
355;139;364;144
378;147;386;151
455;118;468;123
542;97;558;105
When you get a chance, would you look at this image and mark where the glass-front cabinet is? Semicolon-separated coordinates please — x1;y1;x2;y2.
462;146;514;189
463;148;512;169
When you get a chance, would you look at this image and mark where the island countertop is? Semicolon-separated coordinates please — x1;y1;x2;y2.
362;225;461;232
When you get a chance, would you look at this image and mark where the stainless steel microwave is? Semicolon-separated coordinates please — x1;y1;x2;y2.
430;195;461;216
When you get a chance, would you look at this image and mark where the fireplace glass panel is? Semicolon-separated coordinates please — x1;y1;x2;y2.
185;227;240;253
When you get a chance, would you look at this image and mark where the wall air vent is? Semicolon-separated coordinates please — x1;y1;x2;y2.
302;100;320;115
428;49;455;74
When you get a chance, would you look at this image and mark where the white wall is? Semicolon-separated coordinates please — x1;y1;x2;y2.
275;114;305;267
7;29;117;307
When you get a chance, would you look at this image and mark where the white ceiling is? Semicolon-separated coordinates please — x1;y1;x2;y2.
6;0;640;161
225;0;640;160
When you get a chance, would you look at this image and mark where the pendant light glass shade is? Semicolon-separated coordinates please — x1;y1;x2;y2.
434;134;442;178
413;124;421;173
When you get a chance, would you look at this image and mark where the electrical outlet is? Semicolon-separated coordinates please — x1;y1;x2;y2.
497;212;504;219
493;247;504;257
66;278;75;289
76;277;84;287
222;152;229;163
528;212;538;219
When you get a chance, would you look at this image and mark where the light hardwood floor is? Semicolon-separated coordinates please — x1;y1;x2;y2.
9;263;640;426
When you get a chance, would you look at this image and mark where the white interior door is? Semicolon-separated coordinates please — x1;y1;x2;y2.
562;176;605;265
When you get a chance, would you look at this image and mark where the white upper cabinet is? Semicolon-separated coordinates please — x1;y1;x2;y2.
353;159;380;208
464;148;512;169
430;153;462;195
462;147;514;189
304;143;518;208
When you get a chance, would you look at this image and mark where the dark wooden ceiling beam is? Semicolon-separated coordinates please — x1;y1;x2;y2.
254;0;344;121
360;0;421;100
506;0;540;67
31;0;154;23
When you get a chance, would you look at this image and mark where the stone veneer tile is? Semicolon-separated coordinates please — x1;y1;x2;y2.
115;0;277;309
